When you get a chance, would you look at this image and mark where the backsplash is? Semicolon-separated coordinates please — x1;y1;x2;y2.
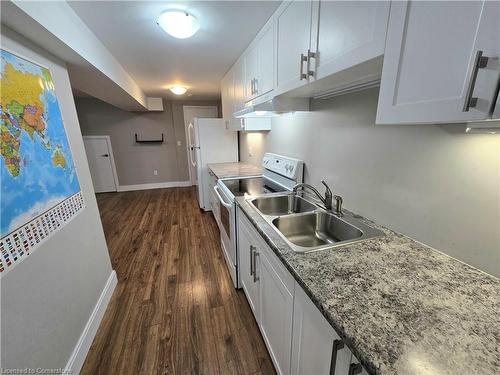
239;88;500;277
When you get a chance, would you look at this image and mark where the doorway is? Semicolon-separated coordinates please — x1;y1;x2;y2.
83;136;119;193
183;105;218;185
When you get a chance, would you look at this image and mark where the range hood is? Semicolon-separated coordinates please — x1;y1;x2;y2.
234;93;309;118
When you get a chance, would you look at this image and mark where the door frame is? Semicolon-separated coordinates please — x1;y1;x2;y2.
182;105;218;185
82;135;120;192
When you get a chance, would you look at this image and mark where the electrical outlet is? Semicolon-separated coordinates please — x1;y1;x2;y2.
153;170;158;176
177;140;182;146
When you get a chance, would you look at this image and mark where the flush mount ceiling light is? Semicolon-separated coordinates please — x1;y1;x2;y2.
169;86;188;95
157;10;200;39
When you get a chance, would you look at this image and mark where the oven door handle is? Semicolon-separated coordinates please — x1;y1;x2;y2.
213;186;233;208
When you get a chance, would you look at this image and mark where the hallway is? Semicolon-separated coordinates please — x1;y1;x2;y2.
81;187;275;375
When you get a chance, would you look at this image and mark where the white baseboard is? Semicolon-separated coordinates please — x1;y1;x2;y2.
65;270;117;374
117;181;191;192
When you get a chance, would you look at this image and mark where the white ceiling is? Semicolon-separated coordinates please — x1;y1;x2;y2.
69;1;280;100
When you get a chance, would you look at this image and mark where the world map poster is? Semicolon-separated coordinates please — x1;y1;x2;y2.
0;49;85;275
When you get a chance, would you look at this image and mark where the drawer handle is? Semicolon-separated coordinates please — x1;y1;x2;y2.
329;339;344;375
300;53;308;80
250;245;255;276
253;250;259;282
463;50;489;112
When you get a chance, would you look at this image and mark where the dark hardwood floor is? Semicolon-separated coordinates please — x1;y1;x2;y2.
81;187;275;375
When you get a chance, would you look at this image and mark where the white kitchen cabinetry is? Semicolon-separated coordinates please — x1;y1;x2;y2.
274;0;390;98
245;23;274;101
259;250;294;375
275;0;314;94
238;210;294;375
312;1;389;82
221;70;234;130
377;1;500;124
291;284;353;375
233;58;246;116
238;211;260;318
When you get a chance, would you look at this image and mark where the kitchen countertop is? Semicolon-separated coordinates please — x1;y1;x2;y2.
207;162;262;179
235;195;500;375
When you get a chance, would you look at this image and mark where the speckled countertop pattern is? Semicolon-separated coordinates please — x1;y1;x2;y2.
235;196;500;375
207;162;262;179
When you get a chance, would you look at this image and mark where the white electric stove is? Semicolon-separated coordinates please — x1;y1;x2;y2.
212;153;304;288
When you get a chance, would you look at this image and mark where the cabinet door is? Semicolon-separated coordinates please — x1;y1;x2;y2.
245;45;259;101
221;70;234;130
233;58;246;112
238;213;260;318
291;283;352;375
377;1;500;124
312;1;389;80
259;251;293;375
257;24;274;97
275;0;313;95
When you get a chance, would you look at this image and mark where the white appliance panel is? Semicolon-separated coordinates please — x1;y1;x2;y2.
193;118;238;210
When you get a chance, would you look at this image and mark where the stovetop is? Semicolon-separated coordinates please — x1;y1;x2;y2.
221;177;287;198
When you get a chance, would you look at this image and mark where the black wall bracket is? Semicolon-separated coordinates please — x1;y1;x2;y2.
135;133;164;143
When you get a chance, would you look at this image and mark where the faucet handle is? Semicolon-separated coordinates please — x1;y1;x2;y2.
333;195;343;216
321;180;332;198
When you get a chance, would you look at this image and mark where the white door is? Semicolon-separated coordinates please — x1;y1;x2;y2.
83;136;117;193
312;1;389;81
183;106;218;185
257;24;274;97
259;251;294;375
291;283;352;375
238;213;260;319
376;1;500;125
245;43;259;101
275;0;313;95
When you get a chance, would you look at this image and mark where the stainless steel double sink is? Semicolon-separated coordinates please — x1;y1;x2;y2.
248;194;384;253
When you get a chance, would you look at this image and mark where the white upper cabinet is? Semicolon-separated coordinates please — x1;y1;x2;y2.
376;0;500;125
312;1;389;81
221;70;234;130
233;58;246;114
258;25;274;97
275;0;314;95
245;43;260;101
245;21;275;102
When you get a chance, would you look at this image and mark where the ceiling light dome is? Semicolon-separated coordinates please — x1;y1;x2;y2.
169;86;188;95
157;10;200;39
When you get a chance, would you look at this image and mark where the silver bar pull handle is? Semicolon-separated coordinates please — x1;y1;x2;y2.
307;49;316;77
253;250;259;282
463;50;489;112
250;245;255;276
329;339;344;375
300;53;308;80
254;78;258;94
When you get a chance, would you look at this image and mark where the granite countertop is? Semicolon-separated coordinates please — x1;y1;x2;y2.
208;162;262;179
235;196;500;375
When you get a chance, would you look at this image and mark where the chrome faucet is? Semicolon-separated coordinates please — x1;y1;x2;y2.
292;180;343;215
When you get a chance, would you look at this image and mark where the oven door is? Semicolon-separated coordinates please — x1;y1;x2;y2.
213;185;238;287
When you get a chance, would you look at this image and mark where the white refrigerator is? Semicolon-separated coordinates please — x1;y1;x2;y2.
187;118;238;211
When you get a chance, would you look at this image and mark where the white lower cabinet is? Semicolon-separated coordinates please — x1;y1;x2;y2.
238;211;260;318
237;206;369;375
259;250;294;375
291;284;352;375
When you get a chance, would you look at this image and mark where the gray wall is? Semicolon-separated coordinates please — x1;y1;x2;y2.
75;98;220;186
239;88;500;277
1;28;114;369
